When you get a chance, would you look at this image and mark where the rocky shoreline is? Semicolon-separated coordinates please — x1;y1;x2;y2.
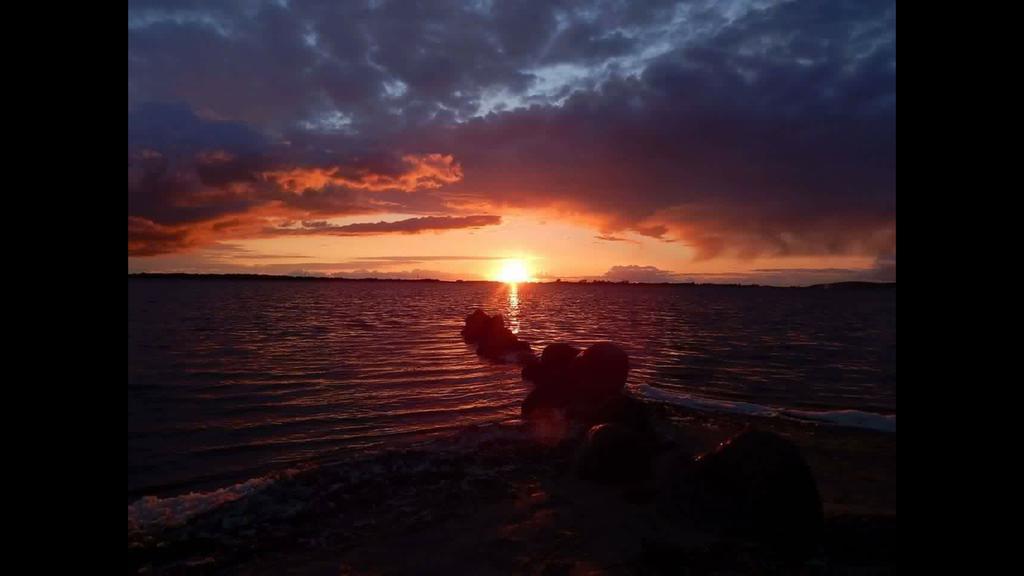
128;405;895;574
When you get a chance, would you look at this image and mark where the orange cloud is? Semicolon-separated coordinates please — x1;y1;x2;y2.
274;214;501;236
128;217;198;256
263;153;462;193
128;210;502;257
129;138;472;256
128;211;282;256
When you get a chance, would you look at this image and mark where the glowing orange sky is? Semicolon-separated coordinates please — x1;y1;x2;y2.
127;211;882;285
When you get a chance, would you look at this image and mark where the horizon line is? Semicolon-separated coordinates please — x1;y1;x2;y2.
127;272;895;290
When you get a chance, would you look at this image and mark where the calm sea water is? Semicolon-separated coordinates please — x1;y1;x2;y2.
128;279;895;501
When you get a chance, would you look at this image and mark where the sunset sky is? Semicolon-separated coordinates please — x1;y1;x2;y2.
128;0;895;285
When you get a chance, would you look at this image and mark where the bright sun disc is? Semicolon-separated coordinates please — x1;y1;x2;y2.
496;259;531;283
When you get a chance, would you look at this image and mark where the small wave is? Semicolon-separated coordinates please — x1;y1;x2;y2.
128;474;285;533
636;384;896;432
780;408;896;432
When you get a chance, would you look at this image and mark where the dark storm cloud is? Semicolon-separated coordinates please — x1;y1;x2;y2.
419;0;895;258
128;0;702;129
131;1;544;130
129;0;895;260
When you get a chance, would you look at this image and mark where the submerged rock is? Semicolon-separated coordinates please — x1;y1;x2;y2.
477;329;531;361
689;429;824;558
461;309;487;340
461;309;533;362
461;309;502;343
577;423;652;484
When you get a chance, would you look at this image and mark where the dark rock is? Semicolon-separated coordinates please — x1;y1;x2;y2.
577;394;651;433
461;309;533;363
541;343;581;370
521;357;544;383
652;445;698;508
521;342;634;424
521;385;568;420
577;423;652;484
522;343;580;388
690;429;823;558
637;539;764;575
477;328;529;360
823;514;896;567
568;342;630;399
461;309;491;342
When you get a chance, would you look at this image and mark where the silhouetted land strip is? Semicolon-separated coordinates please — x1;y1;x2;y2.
129;273;895;290
803;281;896;290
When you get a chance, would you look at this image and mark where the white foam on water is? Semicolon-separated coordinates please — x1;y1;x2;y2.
635;384;896;432
780;408;896;432
128;475;278;533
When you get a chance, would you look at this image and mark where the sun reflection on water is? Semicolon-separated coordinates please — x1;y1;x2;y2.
506;283;520;334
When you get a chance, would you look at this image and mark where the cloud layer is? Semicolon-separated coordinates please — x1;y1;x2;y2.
129;0;895;270
276;215;501;236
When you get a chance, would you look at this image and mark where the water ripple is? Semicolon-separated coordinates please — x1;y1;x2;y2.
129;279;895;499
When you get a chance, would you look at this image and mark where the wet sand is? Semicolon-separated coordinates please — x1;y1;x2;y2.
128;401;895;575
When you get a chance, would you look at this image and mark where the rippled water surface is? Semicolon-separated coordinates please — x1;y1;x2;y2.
128;278;895;500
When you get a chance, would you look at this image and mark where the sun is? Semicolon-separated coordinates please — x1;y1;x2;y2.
495;259;532;284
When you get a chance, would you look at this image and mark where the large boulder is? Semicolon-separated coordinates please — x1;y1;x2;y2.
569;342;630;399
577;423;653;484
689;429;823;557
521;342;632;423
542;342;582;370
522;343;580;388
